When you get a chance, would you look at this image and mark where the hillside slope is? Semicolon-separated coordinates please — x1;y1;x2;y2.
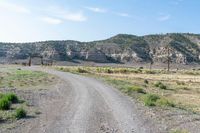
0;33;200;65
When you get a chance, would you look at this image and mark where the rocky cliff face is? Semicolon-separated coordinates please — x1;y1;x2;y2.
0;33;200;64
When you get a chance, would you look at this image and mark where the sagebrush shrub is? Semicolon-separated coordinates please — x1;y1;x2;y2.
142;94;160;106
154;81;167;90
77;68;88;73
106;69;113;74
126;86;145;94
159;84;167;90
154;81;162;87
15;107;27;119
156;98;175;107
144;79;149;84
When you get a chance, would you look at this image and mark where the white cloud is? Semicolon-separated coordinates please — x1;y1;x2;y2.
112;12;132;18
158;14;171;21
84;6;132;18
62;12;87;22
0;1;30;14
116;12;131;17
42;17;62;25
42;6;87;22
85;7;107;13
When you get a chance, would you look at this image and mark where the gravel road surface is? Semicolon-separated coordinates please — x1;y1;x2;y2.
9;67;161;133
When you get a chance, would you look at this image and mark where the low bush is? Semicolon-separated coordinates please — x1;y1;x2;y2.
77;68;88;73
142;93;175;107
156;98;175;107
154;81;167;90
159;84;167;90
0;98;11;110
176;81;185;85
184;71;200;75
154;81;162;87
106;69;113;74
143;70;156;74
126;86;146;94
60;67;64;70
139;67;144;69
142;94;160;106
15;107;27;119
181;87;189;90
137;68;143;73
144;79;149;84
4;93;19;103
119;68;128;73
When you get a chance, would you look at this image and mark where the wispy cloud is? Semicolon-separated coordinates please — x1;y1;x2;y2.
42;17;62;25
85;7;107;13
0;1;30;14
115;12;131;17
42;6;87;22
62;12;87;22
84;6;132;18
158;14;171;21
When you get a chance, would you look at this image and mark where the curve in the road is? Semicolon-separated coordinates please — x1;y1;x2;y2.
19;67;161;133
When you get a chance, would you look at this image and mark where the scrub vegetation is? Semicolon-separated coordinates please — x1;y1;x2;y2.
57;66;200;113
0;68;56;89
0;67;58;127
0;93;27;121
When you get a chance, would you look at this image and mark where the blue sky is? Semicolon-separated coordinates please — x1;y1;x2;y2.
0;0;199;42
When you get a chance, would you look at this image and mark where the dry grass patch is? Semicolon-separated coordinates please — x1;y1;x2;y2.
57;66;200;113
0;68;57;89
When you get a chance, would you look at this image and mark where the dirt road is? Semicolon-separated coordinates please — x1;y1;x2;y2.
10;67;161;133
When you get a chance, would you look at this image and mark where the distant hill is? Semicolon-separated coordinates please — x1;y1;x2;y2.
0;33;200;65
